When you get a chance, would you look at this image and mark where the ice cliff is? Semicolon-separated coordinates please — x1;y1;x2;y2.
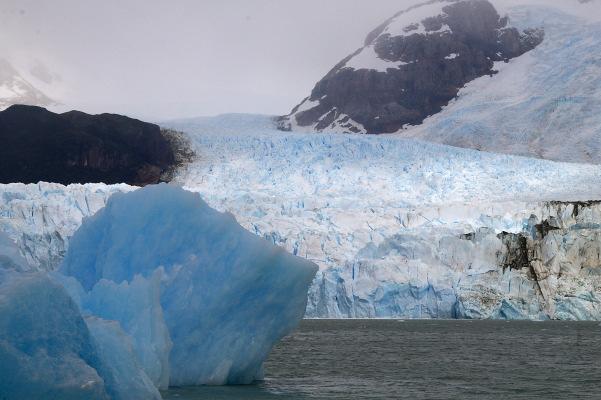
0;185;317;399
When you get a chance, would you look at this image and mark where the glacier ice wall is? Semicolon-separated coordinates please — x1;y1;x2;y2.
0;182;133;269
164;115;601;320
60;184;318;386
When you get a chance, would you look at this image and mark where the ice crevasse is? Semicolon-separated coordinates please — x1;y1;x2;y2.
0;184;318;399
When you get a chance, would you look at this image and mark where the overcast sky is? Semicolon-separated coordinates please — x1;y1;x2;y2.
0;0;416;120
0;0;598;120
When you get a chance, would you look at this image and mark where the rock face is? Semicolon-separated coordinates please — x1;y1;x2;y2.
278;0;544;134
0;105;179;186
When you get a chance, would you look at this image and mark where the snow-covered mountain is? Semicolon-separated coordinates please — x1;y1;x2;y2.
3;115;601;320
279;0;544;134
0;58;57;110
404;4;601;164
280;0;601;164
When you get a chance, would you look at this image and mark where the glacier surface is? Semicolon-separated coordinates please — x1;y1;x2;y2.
165;116;601;320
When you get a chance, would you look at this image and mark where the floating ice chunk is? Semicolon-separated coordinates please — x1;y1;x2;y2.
86;316;162;400
0;269;109;400
60;184;318;386
0;233;109;399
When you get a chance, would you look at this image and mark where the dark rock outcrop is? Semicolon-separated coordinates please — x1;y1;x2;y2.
279;0;544;134
0;105;179;186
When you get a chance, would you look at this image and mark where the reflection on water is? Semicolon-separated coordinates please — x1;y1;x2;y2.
163;320;601;400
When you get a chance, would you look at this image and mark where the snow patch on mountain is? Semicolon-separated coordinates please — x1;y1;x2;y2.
383;0;455;37
343;45;411;72
281;0;544;135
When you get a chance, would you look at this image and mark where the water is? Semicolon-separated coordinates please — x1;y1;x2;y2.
163;320;601;399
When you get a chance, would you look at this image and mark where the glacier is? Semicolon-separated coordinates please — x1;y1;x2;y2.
2;117;601;322
166;118;601;320
0;185;317;398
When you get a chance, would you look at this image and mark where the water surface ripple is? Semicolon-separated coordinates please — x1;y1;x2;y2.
163;320;601;399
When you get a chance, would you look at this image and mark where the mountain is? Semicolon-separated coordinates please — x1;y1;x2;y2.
278;0;544;134
0;105;181;186
0;59;57;110
403;3;601;164
279;0;601;164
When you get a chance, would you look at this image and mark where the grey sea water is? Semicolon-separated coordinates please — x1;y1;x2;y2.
163;320;601;399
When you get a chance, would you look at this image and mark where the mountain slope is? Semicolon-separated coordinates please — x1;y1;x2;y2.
404;5;601;164
279;0;543;134
279;0;601;164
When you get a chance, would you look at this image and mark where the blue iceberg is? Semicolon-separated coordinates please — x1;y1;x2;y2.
1;185;317;398
0;232;109;400
61;184;318;387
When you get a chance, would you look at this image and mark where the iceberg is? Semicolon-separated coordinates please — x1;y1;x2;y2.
0;185;317;398
0;233;109;400
60;184;318;386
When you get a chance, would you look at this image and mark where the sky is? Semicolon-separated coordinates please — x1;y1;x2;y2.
0;0;414;120
0;0;598;121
